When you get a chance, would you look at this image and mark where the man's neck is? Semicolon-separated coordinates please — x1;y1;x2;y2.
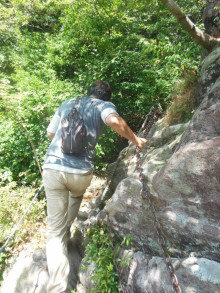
89;94;97;99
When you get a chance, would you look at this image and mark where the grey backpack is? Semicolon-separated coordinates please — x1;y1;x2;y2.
61;98;86;154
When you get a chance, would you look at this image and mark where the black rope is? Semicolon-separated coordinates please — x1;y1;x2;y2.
32;268;44;293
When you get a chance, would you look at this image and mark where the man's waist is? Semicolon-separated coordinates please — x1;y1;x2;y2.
42;163;92;175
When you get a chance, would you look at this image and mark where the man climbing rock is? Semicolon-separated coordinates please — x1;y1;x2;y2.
42;80;147;293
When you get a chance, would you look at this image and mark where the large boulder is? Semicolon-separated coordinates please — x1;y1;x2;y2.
153;60;220;261
1;249;49;293
1;232;84;293
105;177;167;255
109;119;189;192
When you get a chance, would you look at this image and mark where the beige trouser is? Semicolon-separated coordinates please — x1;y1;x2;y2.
43;168;92;293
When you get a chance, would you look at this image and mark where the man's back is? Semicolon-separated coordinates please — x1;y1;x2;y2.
43;96;118;172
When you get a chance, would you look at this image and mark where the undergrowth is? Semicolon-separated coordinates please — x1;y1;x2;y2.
82;225;119;292
82;225;132;293
0;182;46;284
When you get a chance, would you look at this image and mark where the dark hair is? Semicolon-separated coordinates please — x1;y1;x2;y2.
87;80;111;101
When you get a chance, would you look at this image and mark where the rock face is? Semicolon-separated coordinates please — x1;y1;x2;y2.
1;233;84;293
118;250;220;293
1;249;49;293
153;49;220;260
77;46;220;292
202;1;220;37
197;46;220;104
104;46;220;259
108;120;190;192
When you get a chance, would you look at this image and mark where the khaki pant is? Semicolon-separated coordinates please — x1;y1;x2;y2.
43;168;92;293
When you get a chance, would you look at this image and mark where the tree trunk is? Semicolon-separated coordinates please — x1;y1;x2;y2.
159;0;220;51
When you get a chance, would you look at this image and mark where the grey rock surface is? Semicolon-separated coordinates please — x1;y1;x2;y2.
153;49;220;260
202;1;220;36
103;46;220;261
1;232;84;293
109;119;189;192
178;77;220;147
1;249;49;293
77;261;95;293
197;46;220;102
118;249;220;293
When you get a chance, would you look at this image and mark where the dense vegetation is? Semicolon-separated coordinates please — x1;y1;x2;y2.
82;225;131;292
0;0;205;184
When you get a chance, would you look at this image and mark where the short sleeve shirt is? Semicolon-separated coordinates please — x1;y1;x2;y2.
43;96;118;173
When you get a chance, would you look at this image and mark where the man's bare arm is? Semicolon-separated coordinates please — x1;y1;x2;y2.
105;114;147;150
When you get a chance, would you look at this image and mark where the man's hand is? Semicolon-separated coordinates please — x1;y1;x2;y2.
136;137;148;150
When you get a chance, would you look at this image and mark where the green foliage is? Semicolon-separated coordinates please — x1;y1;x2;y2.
0;182;46;245
83;225;133;292
0;252;8;285
95;127;127;171
83;225;119;292
0;0;205;183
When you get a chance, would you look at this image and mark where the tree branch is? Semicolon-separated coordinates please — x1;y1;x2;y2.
159;0;220;51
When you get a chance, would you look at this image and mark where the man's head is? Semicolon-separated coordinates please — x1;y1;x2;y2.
87;80;111;101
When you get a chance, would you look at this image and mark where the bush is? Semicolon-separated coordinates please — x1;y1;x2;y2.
82;224;133;292
165;74;198;125
0;181;46;284
82;225;119;292
0;182;46;245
